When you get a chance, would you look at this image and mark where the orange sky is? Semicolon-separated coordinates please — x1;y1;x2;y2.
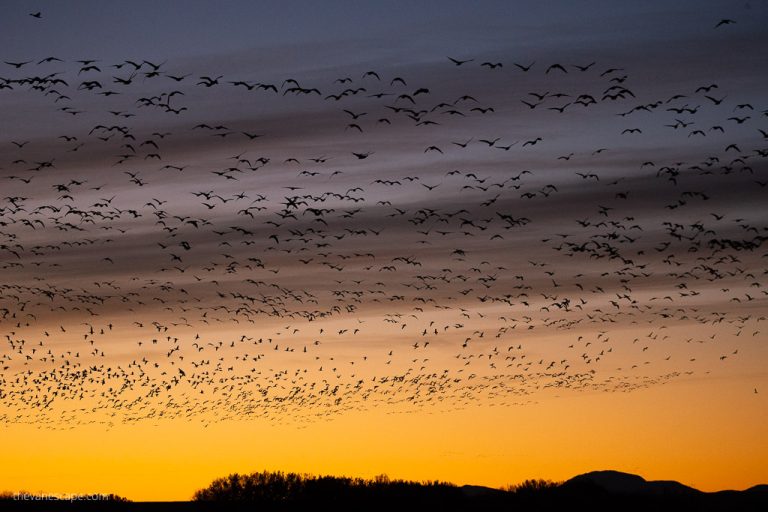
3;373;766;501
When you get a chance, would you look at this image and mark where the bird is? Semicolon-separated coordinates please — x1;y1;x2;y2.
573;62;596;71
4;60;32;68
546;63;567;74
514;61;534;71
715;19;736;28
448;57;474;66
705;95;726;105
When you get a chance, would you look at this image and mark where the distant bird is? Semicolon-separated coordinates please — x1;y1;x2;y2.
522;137;542;146
514;61;534;72
573;62;595;71
452;138;472;148
546;63;567;74
4;60;32;68
705;95;726;105
448;57;474;66
197;75;222;87
521;100;541;109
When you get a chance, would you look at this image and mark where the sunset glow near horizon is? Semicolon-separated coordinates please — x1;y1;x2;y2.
1;0;766;501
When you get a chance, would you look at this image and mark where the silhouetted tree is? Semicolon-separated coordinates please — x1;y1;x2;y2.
506;478;561;494
193;470;461;505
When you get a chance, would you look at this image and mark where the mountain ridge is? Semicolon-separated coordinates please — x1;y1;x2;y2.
565;469;763;495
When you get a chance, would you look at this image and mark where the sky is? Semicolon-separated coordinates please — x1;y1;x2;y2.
1;0;767;501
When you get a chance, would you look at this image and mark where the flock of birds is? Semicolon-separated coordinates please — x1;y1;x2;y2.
0;16;765;429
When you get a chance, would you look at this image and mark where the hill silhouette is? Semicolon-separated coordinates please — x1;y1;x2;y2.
566;470;702;495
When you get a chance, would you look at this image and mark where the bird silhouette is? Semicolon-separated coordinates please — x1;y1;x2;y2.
448;57;474;66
